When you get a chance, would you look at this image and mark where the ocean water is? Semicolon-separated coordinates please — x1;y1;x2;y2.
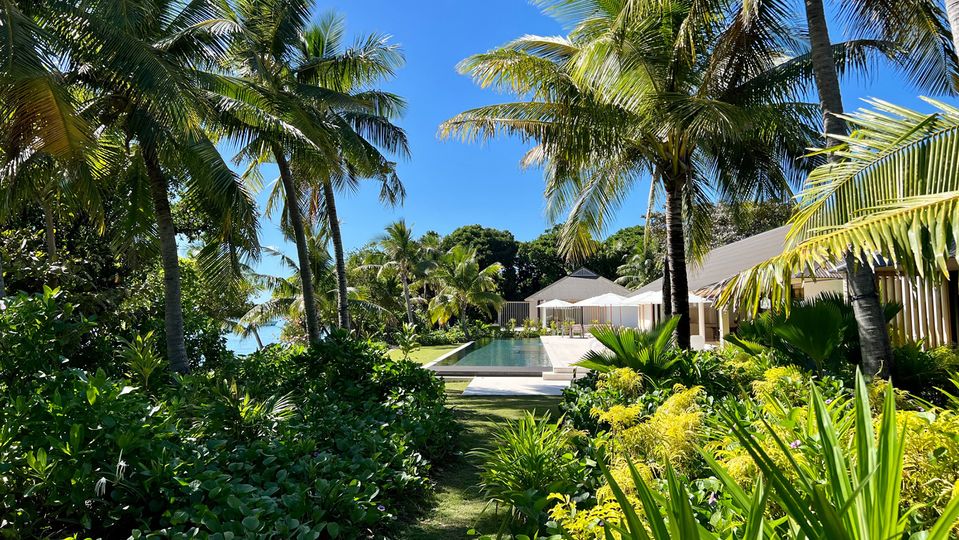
225;324;284;355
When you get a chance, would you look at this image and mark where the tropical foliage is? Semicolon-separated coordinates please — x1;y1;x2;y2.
576;317;683;384
723;99;959;314
428;245;504;336
0;288;457;538
476;315;959;538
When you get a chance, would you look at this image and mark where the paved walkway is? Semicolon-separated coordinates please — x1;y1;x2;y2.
462;377;570;396
540;335;607;369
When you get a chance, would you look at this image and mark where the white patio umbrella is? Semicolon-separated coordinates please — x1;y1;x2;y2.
537;299;573;327
537;299;573;309
573;293;629;326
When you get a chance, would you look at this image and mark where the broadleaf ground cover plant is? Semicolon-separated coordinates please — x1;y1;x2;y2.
0;289;458;538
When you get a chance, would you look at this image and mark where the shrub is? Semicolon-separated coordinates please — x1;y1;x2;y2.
472;412;594;536
560;373;959;539
890;343;959;404
0;291;458;538
576;319;683;385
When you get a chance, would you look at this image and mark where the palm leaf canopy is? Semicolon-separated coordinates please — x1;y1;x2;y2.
440;0;873;263
720;98;959;313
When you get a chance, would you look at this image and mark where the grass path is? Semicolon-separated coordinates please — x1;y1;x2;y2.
402;383;561;539
388;344;465;365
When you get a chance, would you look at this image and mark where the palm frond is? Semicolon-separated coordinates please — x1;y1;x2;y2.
720;98;959;313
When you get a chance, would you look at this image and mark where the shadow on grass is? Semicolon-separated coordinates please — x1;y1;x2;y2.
399;391;562;540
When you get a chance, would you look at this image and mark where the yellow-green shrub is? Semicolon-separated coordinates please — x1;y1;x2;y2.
897;409;959;521
600;368;644;397
549;494;628;539
593;384;705;474
751;365;808;405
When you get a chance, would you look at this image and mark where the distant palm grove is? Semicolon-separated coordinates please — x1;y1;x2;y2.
5;0;959;538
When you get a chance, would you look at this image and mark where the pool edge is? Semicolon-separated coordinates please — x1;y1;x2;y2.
422;341;475;370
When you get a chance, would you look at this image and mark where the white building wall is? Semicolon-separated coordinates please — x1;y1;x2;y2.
527;276;633;323
800;279;845;300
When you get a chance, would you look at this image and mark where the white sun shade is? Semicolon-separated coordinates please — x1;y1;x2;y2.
572;293;629;307
537;299;574;309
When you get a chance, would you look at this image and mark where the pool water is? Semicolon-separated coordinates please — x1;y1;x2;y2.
436;338;551;368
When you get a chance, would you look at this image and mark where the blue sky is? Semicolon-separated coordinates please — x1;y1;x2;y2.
246;0;937;277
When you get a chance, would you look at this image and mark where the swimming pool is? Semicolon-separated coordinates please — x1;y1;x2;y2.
430;338;552;376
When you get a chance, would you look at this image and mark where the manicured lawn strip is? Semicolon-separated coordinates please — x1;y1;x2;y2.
401;384;561;539
388;344;466;365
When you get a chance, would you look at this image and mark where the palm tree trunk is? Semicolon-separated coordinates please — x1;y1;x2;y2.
946;0;959;59
142;142;190;374
252;327;264;350
664;175;691;349
805;0;892;378
401;272;415;324
321;180;350;330
661;254;672;321
460;300;470;339
0;248;6;298
41;201;57;262
273;146;321;344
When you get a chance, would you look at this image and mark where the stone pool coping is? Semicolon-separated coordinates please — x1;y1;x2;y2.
422;341;475;370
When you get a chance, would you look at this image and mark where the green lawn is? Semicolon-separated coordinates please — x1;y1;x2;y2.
401;382;561;540
388;344;464;365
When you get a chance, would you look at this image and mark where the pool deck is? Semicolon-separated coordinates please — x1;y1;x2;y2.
462;376;569;396
539;335;606;370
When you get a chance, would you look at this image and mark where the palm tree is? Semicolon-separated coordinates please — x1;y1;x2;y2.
372;220;427;324
0;0;259;372
443;0;828;348
70;1;259;373
224;4;408;335
242;227;393;339
0;1;90;165
792;0;957;377
428;245;504;338
241;229;337;340
721;99;959;331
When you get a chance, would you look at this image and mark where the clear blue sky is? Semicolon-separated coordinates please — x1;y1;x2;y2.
246;0;939;277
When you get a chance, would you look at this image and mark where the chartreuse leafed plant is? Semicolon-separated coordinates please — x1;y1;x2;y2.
576;317;681;384
589;372;959;539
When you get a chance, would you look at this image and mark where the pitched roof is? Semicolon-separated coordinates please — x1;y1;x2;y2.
635;226;795;297
524;267;632;301
569;267;599;278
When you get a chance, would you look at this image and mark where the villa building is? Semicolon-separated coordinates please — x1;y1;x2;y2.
502;225;957;349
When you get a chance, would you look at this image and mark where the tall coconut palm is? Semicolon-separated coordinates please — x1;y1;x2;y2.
371;219;426;324
63;0;259;373
428;245;504;338
793;0;957;377
225;4;408;334
444;0;838;348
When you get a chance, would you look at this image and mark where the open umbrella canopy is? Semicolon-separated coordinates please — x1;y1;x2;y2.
573;293;629;307
620;291;713;305
538;299;574;309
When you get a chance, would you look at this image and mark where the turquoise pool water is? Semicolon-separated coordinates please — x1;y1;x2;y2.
436;339;551;367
